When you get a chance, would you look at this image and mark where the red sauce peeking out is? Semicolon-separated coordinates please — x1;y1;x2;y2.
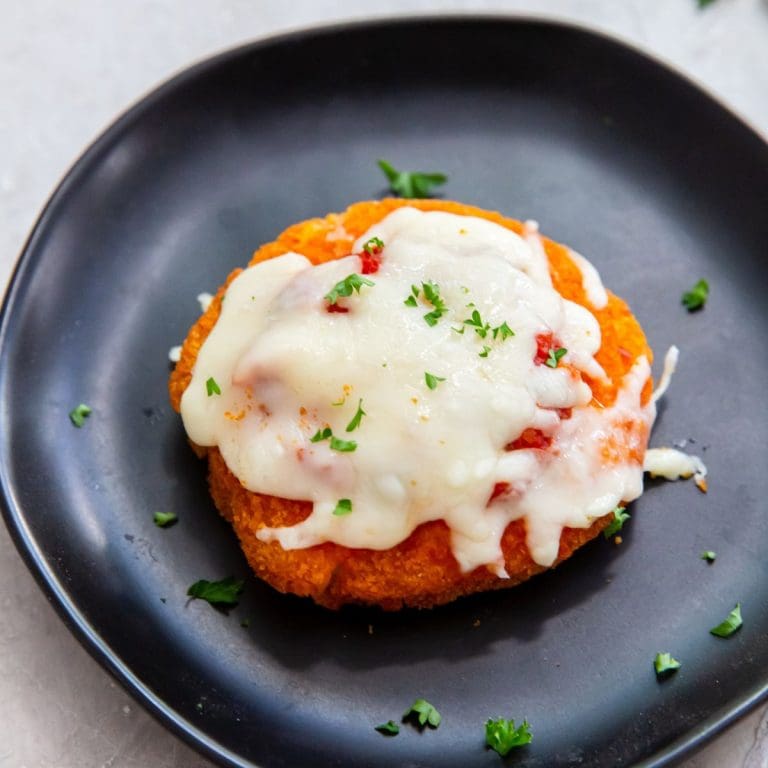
359;242;383;275
326;304;348;314
489;482;510;502
534;332;554;365
506;428;552;451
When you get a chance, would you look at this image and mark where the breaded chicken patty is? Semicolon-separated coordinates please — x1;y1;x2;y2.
169;199;653;610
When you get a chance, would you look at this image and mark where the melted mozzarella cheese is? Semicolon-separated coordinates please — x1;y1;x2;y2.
644;447;707;489
568;249;609;309
180;208;655;571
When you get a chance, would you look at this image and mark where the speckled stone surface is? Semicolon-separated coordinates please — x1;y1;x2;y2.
1;2;767;766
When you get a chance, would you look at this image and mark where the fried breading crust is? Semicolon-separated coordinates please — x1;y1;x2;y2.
169;199;652;610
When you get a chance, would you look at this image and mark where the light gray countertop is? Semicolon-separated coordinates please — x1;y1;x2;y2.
1;2;767;766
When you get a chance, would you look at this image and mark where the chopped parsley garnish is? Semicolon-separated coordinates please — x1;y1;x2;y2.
701;550;717;563
404;284;419;307
330;436;357;452
404;281;448;325
710;603;742;638
492;321;515;341
69;403;92;428
403;698;441;728
362;236;384;254
310;427;332;443
377;159;448;199
206;377;221;396
697;0;717;8
422;281;447;326
331;396;346;406
187;577;244;606
479;345;491;358
375;720;400;736
332;498;353;516
603;506;630;538
464;309;491;339
681;279;709;311
484;718;533;756
425;372;446;390
654;652;681;677
345;399;366;432
324;273;375;305
310;426;357;452
153;511;178;528
545;347;568;368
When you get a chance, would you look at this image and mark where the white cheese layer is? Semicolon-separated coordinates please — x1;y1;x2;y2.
180;208;654;572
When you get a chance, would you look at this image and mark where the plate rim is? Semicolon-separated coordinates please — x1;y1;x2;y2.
1;14;767;768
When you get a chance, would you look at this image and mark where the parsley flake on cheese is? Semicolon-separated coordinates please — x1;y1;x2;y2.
545;347;568;368
345;399;366;432
425;372;446;390
332;499;353;516
362;237;384;254
492;321;515;341
310;427;332;443
325;273;375;305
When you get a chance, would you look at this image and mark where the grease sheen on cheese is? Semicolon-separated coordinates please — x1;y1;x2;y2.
180;208;655;573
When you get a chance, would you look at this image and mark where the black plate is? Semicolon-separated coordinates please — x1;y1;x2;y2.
2;16;767;768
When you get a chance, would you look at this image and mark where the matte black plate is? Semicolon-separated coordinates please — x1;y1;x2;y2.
2;17;767;768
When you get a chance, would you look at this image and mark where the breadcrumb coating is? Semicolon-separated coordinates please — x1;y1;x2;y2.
169;199;652;610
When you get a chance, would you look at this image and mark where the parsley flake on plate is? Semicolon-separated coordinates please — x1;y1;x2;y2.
69;403;92;428
325;273;375;305
424;372;446;390
484;717;533;756
681;279;709;311
332;498;353;516
187;577;244;606
403;698;441;728
545;347;568;368
654;652;681;677
375;720;400;736
377;159;447;199
479;345;491;358
710;603;742;638
206;377;221;397
701;550;717;563
153;511;178;528
345;399;366;432
603;506;630;538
